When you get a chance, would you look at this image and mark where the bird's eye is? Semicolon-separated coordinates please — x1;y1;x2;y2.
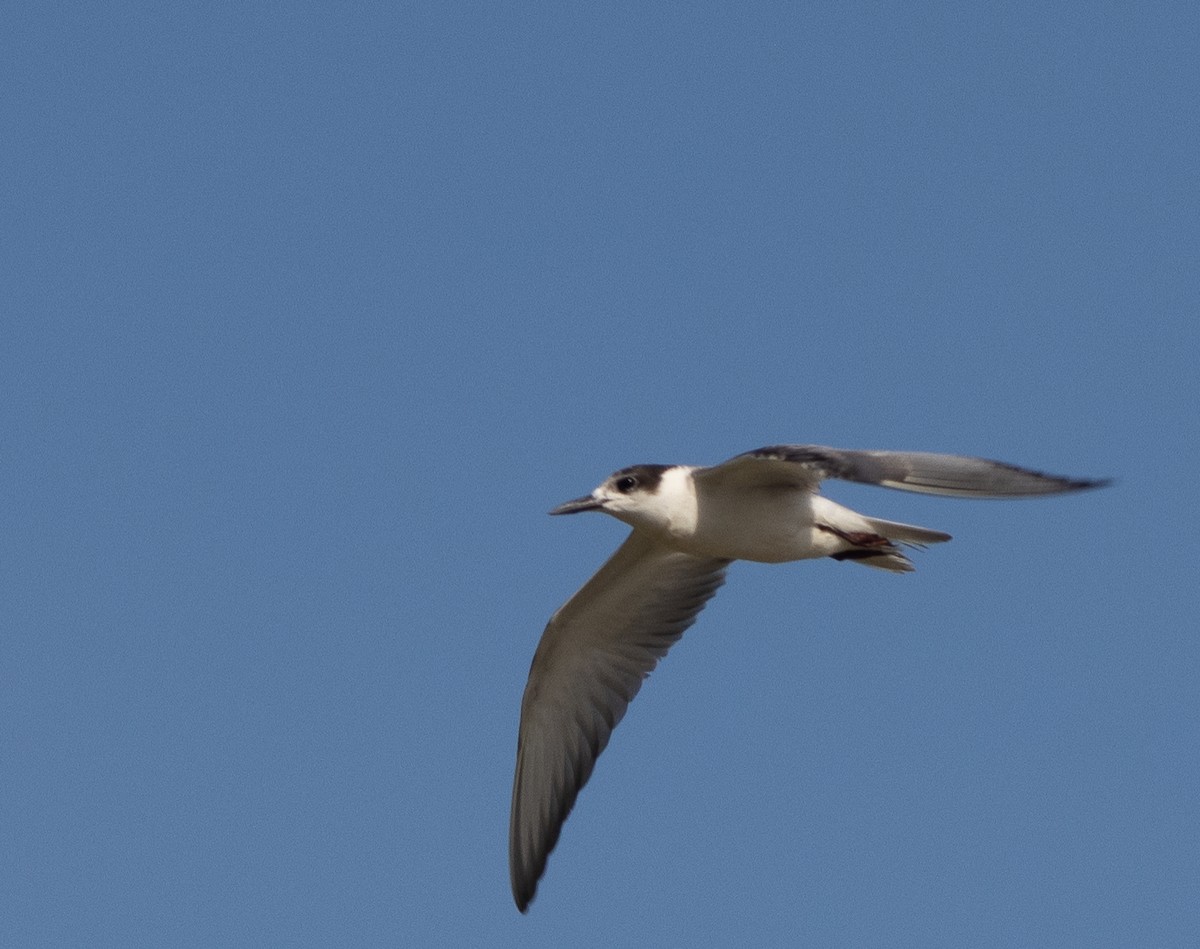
615;476;637;493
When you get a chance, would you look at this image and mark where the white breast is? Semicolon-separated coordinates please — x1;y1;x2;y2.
674;479;825;563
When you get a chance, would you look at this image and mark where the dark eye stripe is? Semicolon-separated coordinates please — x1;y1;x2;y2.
608;464;670;495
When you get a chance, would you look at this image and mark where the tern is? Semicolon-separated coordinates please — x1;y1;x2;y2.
509;444;1107;911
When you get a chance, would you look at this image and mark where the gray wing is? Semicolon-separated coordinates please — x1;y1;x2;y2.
510;532;729;912
698;444;1109;498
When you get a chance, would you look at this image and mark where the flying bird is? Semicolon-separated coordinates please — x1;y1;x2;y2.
509;444;1108;911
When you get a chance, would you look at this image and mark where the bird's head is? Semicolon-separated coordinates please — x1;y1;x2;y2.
549;464;677;530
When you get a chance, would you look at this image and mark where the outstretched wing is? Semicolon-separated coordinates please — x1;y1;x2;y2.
699;444;1109;498
510;531;729;912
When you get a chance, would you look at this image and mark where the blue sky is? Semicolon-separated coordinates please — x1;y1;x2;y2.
3;3;1198;946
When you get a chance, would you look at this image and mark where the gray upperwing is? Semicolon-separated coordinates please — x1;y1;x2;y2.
719;445;1110;498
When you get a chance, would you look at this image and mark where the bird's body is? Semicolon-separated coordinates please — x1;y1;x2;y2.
651;464;832;563
664;465;942;565
510;444;1107;912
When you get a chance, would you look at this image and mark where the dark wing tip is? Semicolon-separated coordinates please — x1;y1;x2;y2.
1067;475;1113;492
510;721;600;915
509;837;542;913
985;468;1113;496
978;457;1112;494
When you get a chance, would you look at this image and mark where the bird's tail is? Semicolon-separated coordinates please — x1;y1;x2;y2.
862;516;952;547
828;516;952;573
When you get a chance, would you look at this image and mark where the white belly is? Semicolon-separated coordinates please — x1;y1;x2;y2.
671;486;844;563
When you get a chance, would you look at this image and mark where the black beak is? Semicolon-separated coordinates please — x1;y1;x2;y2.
548;495;603;515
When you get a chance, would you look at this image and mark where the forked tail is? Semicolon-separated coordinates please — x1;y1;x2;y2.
826;516;952;573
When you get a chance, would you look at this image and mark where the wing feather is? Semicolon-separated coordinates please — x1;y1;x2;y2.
701;445;1108;498
509;532;729;912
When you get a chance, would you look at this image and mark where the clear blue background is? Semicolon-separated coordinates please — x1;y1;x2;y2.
4;3;1197;946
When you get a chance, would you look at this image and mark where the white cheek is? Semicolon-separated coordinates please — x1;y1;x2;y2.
601;501;644;530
